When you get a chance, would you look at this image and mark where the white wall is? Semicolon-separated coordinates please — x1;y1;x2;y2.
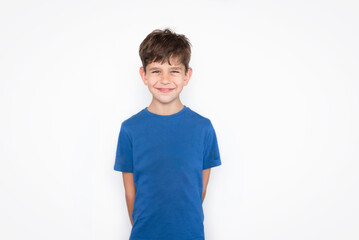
1;0;358;239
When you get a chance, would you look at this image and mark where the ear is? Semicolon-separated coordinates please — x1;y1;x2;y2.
183;67;192;86
139;66;147;85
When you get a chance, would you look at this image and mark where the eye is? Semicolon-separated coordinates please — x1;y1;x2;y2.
171;71;179;73
152;71;159;73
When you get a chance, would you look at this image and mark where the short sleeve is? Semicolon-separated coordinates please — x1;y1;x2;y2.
114;123;134;172
203;120;222;169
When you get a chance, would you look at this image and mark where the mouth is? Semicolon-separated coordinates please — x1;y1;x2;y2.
156;88;174;93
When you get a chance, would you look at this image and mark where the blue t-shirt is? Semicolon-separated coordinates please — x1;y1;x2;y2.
114;105;222;240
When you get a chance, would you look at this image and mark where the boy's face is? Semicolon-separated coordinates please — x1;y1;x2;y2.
139;57;192;105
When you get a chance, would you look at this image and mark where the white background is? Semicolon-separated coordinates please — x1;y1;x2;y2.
1;0;358;239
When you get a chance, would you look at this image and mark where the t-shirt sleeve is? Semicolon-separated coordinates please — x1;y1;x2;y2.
203;120;222;170
114;123;134;173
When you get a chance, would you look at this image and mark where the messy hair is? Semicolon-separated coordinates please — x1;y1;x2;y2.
139;28;192;73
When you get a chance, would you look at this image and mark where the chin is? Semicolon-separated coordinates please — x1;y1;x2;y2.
155;97;177;104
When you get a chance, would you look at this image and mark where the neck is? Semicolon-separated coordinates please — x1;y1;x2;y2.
147;100;184;115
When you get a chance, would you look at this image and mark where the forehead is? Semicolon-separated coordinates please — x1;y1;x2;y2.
147;57;184;69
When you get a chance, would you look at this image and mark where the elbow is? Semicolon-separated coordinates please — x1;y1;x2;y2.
125;190;136;200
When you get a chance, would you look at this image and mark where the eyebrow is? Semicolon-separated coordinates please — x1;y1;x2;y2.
148;67;160;71
148;67;182;71
169;67;182;70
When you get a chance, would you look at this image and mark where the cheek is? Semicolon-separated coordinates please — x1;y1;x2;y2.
174;77;185;84
147;79;157;87
177;79;186;87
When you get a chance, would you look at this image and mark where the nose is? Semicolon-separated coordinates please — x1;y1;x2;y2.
160;72;171;84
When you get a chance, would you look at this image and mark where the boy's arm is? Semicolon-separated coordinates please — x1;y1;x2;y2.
122;172;137;226
202;168;211;202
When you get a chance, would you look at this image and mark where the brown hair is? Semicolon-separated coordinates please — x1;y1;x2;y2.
139;28;192;73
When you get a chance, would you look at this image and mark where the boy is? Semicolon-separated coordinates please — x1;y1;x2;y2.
114;28;222;240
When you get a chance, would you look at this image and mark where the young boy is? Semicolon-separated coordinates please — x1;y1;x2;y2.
114;28;222;240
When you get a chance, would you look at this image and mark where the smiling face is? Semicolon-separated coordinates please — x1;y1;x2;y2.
140;57;192;105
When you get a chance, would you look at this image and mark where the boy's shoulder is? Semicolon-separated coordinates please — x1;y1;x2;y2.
187;106;213;125
119;108;145;129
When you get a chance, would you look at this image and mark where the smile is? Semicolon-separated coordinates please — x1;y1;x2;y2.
157;88;174;93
